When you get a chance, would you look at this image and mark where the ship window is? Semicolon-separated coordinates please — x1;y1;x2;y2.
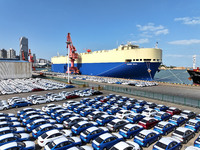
157;59;159;61
153;59;156;61
144;59;151;62
133;59;135;61
140;59;142;61
125;59;132;63
136;59;139;61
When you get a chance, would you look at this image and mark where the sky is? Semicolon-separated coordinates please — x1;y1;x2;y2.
0;0;200;67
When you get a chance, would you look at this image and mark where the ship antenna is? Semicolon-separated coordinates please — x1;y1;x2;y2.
193;55;196;69
155;42;158;48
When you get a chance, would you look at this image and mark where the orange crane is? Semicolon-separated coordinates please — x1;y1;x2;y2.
21;50;26;61
66;33;79;74
28;49;35;71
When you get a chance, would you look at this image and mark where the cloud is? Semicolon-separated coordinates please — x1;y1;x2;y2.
174;17;200;25
168;39;200;45
131;38;149;44
136;23;169;36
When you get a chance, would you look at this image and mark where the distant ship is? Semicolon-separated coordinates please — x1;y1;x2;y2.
187;68;200;85
51;43;162;80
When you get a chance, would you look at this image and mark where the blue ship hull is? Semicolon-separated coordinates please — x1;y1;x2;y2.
51;62;161;80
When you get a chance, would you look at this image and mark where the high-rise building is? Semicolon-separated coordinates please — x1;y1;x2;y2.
7;48;16;59
33;53;36;63
0;49;7;58
19;37;28;61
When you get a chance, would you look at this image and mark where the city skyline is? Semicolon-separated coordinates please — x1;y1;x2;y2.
0;0;200;67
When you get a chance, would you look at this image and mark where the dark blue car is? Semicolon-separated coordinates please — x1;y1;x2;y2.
94;96;104;101
168;115;186;126
71;121;98;135
80;126;109;143
194;135;200;148
119;124;143;139
85;99;96;106
26;119;48;132
107;107;122;115
80;98;91;104
92;101;104;109
56;113;77;123
106;99;117;105
185;119;200;132
96;115;116;126
99;104;111;111
80;108;95;117
126;113;145;123
154;104;169;112
154;121;176;135
122;103;135;110
131;105;146;113
73;105;90;114
154;111;171;121
135;100;147;106
67;102;81;111
11;101;32;108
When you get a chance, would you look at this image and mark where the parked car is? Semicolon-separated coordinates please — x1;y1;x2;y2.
172;127;195;144
87;111;107;121
80;126;109;143
185;146;200;150
134;129;161;147
99;104;111;112
92;101;104;109
44;136;82;150
0;141;35;150
141;108;157;117
122;103;135;110
116;110;133;119
71;121;98;135
131;105;146;113
119;124;143;139
138;117;159;129
125;113;145;124
166;107;181;116
110;141;141;150
80;108;95;117
107;119;128;132
153;137;182;150
56;113;77;123
180;110;196;120
32;123;56;138
32;97;50;104
154;104;169;112
63;116;88;129
153;121;176;135
185;119;200;132
26;119;49;132
92;133;124;150
168;115;186;127
154;111;172;121
194;135;200;148
107;106;122;115
11;100;32;108
96;115;116;126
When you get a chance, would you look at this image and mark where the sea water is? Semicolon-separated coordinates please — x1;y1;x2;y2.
154;69;193;85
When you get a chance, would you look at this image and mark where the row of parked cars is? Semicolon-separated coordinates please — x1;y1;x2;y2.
0;78;74;95
39;71;158;87
0;89;102;111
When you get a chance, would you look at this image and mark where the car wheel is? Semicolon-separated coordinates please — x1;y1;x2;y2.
89;139;93;143
36;102;39;105
192;133;195;138
3;107;7;110
157;135;161;140
129;135;133;139
103;148;107;150
146;142;150;147
28;104;31;106
178;145;182;150
185;139;188;144
164;131;168;136
115;128;119;132
16;105;18;108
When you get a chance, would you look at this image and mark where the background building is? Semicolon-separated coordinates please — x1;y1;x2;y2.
0;49;7;58
7;48;16;59
19;37;28;61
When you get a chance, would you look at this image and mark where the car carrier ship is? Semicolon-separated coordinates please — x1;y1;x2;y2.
51;42;162;80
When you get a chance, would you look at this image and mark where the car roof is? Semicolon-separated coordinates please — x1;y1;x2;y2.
172;115;181;118
118;110;129;113
159;137;180;145
99;133;112;139
169;107;176;109
125;124;142;129
112;141;130;148
38;123;52;128
87;126;98;133
158;121;172;126
45;129;60;136
157;111;166;115
140;129;158;135
0;133;14;140
78;121;88;125
111;119;122;123
188;119;199;123
143;117;154;121
176;127;193;132
0;141;17;149
53;137;68;145
101;115;111;118
182;110;191;113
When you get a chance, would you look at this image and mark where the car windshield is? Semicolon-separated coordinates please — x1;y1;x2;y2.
109;121;116;125
17;142;25;147
156;124;164;128
122;126;130;131
98;116;105;120
140;119;147;123
48;141;56;149
118;111;123;114
74;124;80;128
174;130;184;136
95;137;104;144
171;117;178;121
41;132;48;139
187;121;196;126
83;129;90;135
156;113;163;117
129;115;136;118
155;141;167;149
181;112;189;115
144;110;150;113
110;147;119;150
138;133;145;139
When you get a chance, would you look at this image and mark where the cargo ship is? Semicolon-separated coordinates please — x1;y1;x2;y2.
51;43;162;80
187;68;200;85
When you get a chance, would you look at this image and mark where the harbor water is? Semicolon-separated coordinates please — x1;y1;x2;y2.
154;69;193;85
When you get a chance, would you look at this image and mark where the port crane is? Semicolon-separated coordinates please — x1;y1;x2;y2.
28;49;35;71
66;33;79;74
21;50;26;61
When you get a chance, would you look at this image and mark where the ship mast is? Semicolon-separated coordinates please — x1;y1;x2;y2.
193;55;196;69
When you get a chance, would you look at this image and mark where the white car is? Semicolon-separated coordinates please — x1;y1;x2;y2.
141;108;157;117
0;141;35;150
68;146;93;150
50;95;64;102
116;110;133;119
0;103;9;110
32;97;50;104
38;129;65;147
185;146;200;150
63;100;76;107
110;141;141;150
79;92;92;97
